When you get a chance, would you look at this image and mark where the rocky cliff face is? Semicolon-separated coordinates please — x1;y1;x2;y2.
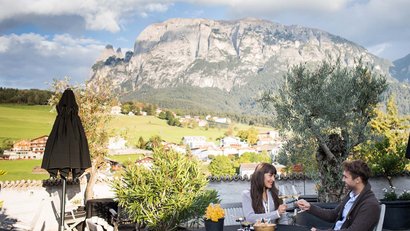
90;18;400;114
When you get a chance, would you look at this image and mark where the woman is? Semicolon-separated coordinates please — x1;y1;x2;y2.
241;163;288;223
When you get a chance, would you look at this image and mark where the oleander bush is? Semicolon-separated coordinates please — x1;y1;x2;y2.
113;148;217;231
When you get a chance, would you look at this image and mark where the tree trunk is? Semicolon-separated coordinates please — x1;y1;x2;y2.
85;164;97;202
316;134;347;202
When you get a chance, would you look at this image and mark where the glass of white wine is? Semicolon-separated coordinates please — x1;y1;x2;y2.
278;185;290;203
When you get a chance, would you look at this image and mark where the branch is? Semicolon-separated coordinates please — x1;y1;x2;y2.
306;117;336;160
317;136;336;160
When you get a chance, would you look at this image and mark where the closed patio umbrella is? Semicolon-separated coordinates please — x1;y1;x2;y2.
41;88;91;231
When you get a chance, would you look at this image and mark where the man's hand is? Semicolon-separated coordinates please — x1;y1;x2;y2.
296;199;311;211
277;204;288;214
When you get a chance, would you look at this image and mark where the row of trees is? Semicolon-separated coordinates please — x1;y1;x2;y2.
121;101;157;115
208;152;271;177
0;87;52;105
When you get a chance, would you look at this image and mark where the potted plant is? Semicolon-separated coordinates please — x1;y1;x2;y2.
113;148;214;231
381;186;410;230
204;203;225;231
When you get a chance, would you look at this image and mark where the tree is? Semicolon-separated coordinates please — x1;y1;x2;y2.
49;77;115;201
356;95;410;186
121;101;135;114
145;135;163;150
237;127;259;145
137;136;146;149
276;134;318;178
208;155;235;177
238;152;271;164
261;58;387;202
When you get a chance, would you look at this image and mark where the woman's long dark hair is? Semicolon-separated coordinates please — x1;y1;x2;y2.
250;163;280;213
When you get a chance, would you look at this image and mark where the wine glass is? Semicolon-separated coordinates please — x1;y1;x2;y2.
291;185;300;200
278;185;289;204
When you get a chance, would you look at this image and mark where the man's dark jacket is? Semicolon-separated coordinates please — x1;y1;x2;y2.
308;183;380;231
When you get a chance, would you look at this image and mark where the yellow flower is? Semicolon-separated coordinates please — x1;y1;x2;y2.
205;203;225;222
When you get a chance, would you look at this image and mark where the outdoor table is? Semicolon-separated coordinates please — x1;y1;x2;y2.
189;224;310;231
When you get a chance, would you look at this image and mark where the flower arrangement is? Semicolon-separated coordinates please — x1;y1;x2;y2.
205;203;225;222
382;186;410;201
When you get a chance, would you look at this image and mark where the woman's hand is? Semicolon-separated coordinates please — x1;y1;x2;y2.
296;199;311;211
277;204;287;214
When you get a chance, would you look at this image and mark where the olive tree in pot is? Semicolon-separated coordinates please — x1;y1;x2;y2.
261;58;387;202
112;148;219;231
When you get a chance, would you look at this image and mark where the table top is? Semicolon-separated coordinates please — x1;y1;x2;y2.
190;224;310;231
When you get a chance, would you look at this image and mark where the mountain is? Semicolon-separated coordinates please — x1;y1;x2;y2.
90;18;409;114
390;54;410;83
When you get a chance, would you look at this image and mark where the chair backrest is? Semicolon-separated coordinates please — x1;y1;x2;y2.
221;202;244;226
374;204;386;231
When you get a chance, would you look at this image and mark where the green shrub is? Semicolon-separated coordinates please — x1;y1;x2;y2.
398;190;410;201
112;148;213;231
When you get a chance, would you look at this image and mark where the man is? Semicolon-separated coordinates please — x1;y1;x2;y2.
297;160;380;231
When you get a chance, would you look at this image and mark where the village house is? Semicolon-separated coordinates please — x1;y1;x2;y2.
182;136;207;149
108;136;127;150
239;163;259;177
162;142;187;154
11;140;31;154
110;105;122;115
30;135;48;154
5;135;48;159
239;162;286;177
135;156;154;169
220;136;248;148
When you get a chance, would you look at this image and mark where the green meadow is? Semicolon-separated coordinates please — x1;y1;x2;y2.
109;115;226;146
0;159;48;181
0;104;272;180
0;104;56;143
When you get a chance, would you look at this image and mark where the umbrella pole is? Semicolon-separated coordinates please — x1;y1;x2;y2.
60;178;66;231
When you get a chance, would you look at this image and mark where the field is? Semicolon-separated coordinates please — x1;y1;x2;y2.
0;104;271;144
110;115;226;145
0;104;56;143
0;104;272;180
0;159;48;181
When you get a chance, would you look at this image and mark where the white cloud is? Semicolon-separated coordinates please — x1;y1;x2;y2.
0;33;105;89
0;0;171;32
0;0;409;60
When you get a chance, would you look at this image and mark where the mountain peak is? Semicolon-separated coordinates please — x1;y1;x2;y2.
90;17;395;113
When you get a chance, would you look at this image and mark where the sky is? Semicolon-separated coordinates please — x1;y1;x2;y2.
0;0;409;90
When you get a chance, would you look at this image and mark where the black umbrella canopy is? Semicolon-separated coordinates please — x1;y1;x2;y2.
41;89;91;179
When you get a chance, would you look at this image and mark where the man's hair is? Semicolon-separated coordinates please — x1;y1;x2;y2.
343;160;371;184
